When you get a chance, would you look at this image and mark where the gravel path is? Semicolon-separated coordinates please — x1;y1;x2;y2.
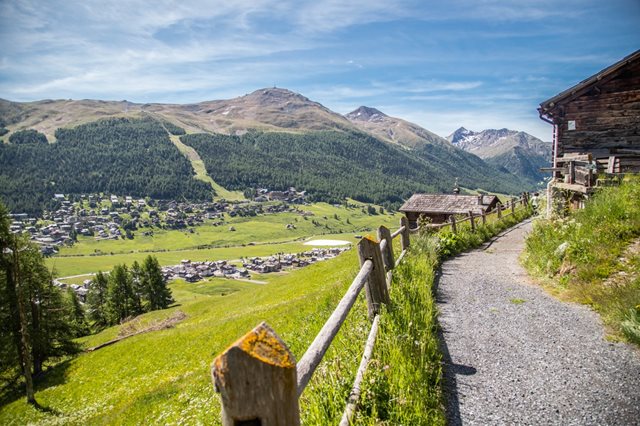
437;218;640;425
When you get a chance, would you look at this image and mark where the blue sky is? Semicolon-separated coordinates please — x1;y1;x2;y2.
0;0;638;140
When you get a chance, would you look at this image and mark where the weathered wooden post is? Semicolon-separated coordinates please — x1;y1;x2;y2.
358;236;390;319
511;197;516;214
468;211;475;232
497;202;502;219
480;210;486;226
449;215;457;234
212;322;300;425
399;217;410;250
377;226;394;272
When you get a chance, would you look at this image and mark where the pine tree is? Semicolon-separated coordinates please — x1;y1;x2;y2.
87;271;109;329
105;264;134;324
142;256;173;310
129;261;145;316
0;202;78;403
65;288;89;337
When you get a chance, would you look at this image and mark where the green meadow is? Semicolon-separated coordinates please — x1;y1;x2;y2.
0;248;372;425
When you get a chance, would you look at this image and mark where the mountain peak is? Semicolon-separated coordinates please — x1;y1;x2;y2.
447;127;475;144
243;87;312;104
345;106;387;122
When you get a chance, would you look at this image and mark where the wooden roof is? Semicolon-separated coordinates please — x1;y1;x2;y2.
539;49;640;116
399;193;497;215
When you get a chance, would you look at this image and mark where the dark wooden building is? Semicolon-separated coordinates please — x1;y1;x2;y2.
399;193;498;229
538;49;640;199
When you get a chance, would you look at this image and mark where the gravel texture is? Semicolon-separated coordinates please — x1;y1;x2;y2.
437;219;640;425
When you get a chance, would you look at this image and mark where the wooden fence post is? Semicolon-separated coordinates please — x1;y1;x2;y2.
511;197;516;214
212;322;300;426
481;210;486;225
358;237;390;319
377;226;394;272
399;217;410;250
468;211;475;232
449;215;457;234
497;202;502;219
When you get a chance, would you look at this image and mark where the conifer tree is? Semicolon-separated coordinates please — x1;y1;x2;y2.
142;255;173;310
0;202;77;403
87;271;109;329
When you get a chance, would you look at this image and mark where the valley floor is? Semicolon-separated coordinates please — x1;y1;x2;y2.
437;219;640;425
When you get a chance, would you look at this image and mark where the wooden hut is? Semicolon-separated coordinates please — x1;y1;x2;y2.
399;193;498;229
538;49;640;204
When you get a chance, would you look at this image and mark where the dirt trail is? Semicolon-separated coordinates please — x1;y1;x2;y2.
436;219;640;425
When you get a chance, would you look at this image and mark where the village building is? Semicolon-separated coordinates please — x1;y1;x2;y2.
538;49;640;210
399;192;498;229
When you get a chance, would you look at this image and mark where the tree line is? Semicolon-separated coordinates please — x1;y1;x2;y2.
0;117;212;215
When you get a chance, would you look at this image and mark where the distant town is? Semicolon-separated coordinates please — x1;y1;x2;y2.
8;188;309;256
55;247;351;302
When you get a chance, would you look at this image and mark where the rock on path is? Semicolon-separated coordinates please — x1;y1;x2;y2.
437;219;640;425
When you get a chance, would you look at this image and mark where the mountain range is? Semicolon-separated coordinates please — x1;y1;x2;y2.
0;88;543;213
447;127;551;184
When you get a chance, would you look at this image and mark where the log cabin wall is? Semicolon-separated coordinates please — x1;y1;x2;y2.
557;61;640;155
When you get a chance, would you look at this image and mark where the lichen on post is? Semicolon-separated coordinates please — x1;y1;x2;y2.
212;322;300;425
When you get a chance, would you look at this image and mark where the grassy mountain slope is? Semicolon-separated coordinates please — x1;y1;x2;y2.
181;130;527;210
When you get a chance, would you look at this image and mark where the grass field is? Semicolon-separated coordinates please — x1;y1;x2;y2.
47;203;401;277
0;248;374;425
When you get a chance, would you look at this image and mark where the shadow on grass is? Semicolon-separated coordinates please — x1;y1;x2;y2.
0;358;72;414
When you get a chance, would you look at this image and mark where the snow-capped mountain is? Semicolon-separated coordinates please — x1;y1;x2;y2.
447;127;552;184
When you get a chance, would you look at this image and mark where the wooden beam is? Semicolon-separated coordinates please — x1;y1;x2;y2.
212;322;300;426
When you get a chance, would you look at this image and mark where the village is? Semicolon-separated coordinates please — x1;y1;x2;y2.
51;246;351;302
161;247;350;283
7;187;308;256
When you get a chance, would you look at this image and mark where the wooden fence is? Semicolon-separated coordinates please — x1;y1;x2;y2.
419;192;530;235
211;194;530;425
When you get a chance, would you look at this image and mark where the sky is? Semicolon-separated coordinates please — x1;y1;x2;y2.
0;0;638;141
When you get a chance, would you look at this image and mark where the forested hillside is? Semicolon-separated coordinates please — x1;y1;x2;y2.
0;117;212;214
181;130;527;209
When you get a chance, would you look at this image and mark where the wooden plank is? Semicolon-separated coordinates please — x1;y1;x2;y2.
377;226;394;273
212;322;300;425
296;260;373;396
449;215;457;234
497;202;502;219
400;217;410;250
607;156;617;173
468;211;475;232
358;237;390;319
557;153;592;162
394;249;406;268
552;182;591;194
339;315;381;426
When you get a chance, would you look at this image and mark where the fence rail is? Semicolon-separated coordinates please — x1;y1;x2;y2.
211;194;529;425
